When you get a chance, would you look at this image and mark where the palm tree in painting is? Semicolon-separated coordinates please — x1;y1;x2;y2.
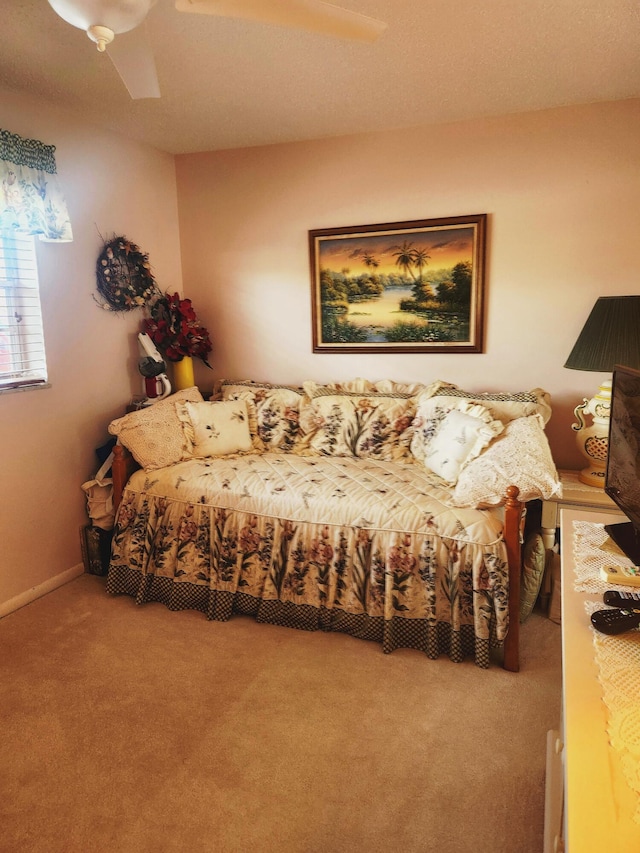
411;247;431;283
361;252;380;272
391;241;416;282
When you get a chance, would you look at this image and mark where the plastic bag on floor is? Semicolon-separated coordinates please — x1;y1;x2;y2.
81;451;114;531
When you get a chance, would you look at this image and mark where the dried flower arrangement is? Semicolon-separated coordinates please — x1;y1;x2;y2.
142;291;212;366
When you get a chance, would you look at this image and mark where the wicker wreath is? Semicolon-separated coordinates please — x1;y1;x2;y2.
95;236;158;311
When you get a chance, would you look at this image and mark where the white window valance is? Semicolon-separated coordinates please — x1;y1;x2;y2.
0;128;73;243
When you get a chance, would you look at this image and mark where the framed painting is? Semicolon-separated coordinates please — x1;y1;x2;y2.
309;214;487;353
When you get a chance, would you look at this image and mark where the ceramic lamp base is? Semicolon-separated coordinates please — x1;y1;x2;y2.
578;460;607;488
571;378;611;489
172;356;195;391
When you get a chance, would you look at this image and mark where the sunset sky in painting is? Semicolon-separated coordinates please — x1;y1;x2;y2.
317;225;476;277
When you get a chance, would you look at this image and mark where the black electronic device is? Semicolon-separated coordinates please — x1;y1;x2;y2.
591;608;640;636
603;589;640;609
138;355;166;378
604;365;640;564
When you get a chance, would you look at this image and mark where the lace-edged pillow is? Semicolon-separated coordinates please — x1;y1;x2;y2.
448;414;562;508
108;386;204;470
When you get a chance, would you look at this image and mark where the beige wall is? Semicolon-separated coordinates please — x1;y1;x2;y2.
0;85;182;609
175;98;640;473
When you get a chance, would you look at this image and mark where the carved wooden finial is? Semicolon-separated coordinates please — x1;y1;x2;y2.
505;485;521;506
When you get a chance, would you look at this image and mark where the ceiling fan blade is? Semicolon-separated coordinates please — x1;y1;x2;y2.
174;0;387;43
107;25;161;99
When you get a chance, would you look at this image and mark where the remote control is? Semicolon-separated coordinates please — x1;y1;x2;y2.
603;589;640;609
591;608;640;636
599;563;640;586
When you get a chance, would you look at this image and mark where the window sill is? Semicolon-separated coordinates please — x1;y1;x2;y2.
0;382;52;396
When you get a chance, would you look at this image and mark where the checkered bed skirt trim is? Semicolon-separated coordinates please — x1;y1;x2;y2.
106;565;494;668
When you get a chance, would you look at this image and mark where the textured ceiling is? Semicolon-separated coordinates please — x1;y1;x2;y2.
1;0;639;154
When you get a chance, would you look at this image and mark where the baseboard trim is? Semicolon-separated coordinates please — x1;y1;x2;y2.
0;564;84;619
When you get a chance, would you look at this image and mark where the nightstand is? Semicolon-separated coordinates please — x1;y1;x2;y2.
539;470;618;617
541;469;617;550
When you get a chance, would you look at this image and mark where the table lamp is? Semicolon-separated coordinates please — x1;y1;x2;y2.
564;295;640;487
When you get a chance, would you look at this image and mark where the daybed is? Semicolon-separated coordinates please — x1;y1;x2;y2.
106;378;561;670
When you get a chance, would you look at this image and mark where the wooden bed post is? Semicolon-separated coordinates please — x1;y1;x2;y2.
502;485;523;672
112;444;127;514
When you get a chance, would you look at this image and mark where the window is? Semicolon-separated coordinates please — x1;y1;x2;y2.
0;231;48;391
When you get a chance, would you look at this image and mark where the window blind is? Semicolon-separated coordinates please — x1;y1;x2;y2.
0;232;48;390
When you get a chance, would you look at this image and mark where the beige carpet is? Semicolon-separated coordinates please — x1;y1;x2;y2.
0;574;561;853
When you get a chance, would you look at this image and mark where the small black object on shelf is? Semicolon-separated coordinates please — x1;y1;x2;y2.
603;589;640;609
591;608;640;636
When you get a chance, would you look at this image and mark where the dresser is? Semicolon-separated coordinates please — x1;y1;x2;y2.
550;507;640;852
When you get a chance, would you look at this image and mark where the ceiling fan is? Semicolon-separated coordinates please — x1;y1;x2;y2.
46;0;387;100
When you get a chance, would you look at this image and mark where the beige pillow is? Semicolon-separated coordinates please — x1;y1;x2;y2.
416;385;552;425
180;400;253;457
449;414;562;508
108;386;204;470
421;404;504;484
302;378;375;395
373;378;450;397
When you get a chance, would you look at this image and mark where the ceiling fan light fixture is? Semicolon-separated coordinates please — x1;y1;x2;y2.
87;24;115;51
47;0;156;36
46;0;387;101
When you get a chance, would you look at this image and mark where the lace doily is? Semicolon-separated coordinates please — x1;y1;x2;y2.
572;520;640;594
574;521;640;823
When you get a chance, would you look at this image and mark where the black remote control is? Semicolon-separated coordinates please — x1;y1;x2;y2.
591;608;640;636
603;590;640;609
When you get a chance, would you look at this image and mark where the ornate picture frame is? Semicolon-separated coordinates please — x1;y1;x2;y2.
309;214;487;353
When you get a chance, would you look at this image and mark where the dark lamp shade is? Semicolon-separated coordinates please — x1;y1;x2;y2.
564;295;640;372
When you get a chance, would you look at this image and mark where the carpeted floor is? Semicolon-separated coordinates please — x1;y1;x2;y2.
0;574;562;853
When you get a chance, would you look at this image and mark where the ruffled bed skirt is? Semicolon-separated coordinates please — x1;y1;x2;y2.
106;485;508;668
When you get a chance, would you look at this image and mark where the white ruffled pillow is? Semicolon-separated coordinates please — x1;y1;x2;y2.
421;404;505;484
448;414;562;508
411;396;503;466
179;400;253;458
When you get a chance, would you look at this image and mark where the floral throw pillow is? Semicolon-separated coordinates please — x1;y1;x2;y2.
179;400;253;458
414;385;552;425
303;387;416;460
221;380;304;452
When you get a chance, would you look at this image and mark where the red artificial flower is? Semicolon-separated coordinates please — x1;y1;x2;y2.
142;291;212;365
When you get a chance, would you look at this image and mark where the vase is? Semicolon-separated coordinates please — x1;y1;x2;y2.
172;356;195;391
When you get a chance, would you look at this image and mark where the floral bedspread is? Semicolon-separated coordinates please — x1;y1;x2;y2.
106;452;510;667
